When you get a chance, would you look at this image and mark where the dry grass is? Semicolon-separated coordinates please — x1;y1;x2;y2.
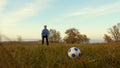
0;42;120;68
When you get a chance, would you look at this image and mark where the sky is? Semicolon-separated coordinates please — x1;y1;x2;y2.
0;0;120;40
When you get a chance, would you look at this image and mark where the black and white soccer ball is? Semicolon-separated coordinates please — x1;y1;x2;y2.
68;47;81;58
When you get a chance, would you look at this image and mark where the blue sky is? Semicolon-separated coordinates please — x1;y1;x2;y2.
0;0;120;40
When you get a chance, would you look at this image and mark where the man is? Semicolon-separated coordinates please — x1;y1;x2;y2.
41;25;50;45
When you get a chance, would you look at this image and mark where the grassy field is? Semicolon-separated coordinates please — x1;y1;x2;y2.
0;42;120;68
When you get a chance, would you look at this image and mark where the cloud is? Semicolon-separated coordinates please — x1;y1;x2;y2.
51;1;120;23
0;0;7;12
0;0;55;26
67;1;120;17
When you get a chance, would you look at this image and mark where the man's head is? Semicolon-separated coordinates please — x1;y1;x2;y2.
44;25;47;29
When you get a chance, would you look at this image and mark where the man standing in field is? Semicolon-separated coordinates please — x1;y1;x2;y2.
41;25;50;45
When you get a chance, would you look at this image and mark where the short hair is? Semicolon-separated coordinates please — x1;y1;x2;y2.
44;25;47;27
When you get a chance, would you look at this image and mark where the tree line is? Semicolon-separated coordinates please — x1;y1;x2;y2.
49;23;120;44
1;23;119;44
49;28;89;44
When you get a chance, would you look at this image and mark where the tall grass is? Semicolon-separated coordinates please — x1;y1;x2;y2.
0;42;120;68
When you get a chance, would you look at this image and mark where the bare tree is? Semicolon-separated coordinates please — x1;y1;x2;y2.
117;23;120;29
108;25;120;42
64;28;89;44
0;34;12;41
17;35;22;42
104;34;113;43
49;29;61;43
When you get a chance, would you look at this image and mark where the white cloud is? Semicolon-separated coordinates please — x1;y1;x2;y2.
67;1;120;17
0;0;55;26
0;0;7;12
51;1;120;23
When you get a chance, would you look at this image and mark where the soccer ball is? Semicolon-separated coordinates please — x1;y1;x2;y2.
68;47;81;58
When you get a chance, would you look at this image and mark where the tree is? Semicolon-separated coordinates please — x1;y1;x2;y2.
108;24;120;42
79;35;89;44
49;29;61;43
17;36;22;42
104;34;113;43
0;34;2;42
64;28;89;44
117;23;120;29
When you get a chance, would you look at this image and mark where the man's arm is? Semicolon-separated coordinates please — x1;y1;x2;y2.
41;30;43;37
47;29;50;37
